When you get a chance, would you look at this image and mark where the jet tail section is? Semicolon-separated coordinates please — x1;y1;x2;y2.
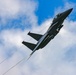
22;41;36;51
28;32;43;41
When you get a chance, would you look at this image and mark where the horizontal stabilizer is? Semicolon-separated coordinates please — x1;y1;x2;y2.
22;41;36;51
28;32;43;41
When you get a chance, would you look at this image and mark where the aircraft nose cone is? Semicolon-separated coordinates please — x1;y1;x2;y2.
62;8;73;18
71;8;73;11
66;8;73;15
69;8;73;12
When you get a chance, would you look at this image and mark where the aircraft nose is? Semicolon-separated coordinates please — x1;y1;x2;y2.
65;8;73;15
69;8;73;13
62;8;73;19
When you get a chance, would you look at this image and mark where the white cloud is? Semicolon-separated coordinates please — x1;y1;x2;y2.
0;1;76;75
0;0;20;17
0;0;37;17
0;19;76;75
54;2;76;16
0;0;38;26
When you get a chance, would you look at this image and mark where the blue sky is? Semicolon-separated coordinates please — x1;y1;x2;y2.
0;0;76;75
36;0;64;24
0;0;76;30
36;0;76;24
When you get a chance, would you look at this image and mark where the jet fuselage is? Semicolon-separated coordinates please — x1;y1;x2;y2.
22;8;73;56
36;8;73;49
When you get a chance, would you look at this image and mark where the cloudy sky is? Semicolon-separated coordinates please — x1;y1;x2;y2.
0;0;76;75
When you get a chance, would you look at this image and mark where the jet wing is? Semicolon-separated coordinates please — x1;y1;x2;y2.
28;32;43;41
22;41;36;51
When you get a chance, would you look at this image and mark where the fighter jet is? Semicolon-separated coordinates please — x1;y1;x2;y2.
22;8;73;57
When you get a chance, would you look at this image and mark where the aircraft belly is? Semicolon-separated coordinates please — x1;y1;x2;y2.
39;30;59;49
41;39;51;48
38;35;52;48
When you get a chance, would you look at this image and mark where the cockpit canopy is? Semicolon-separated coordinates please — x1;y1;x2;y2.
53;13;62;22
54;13;62;19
